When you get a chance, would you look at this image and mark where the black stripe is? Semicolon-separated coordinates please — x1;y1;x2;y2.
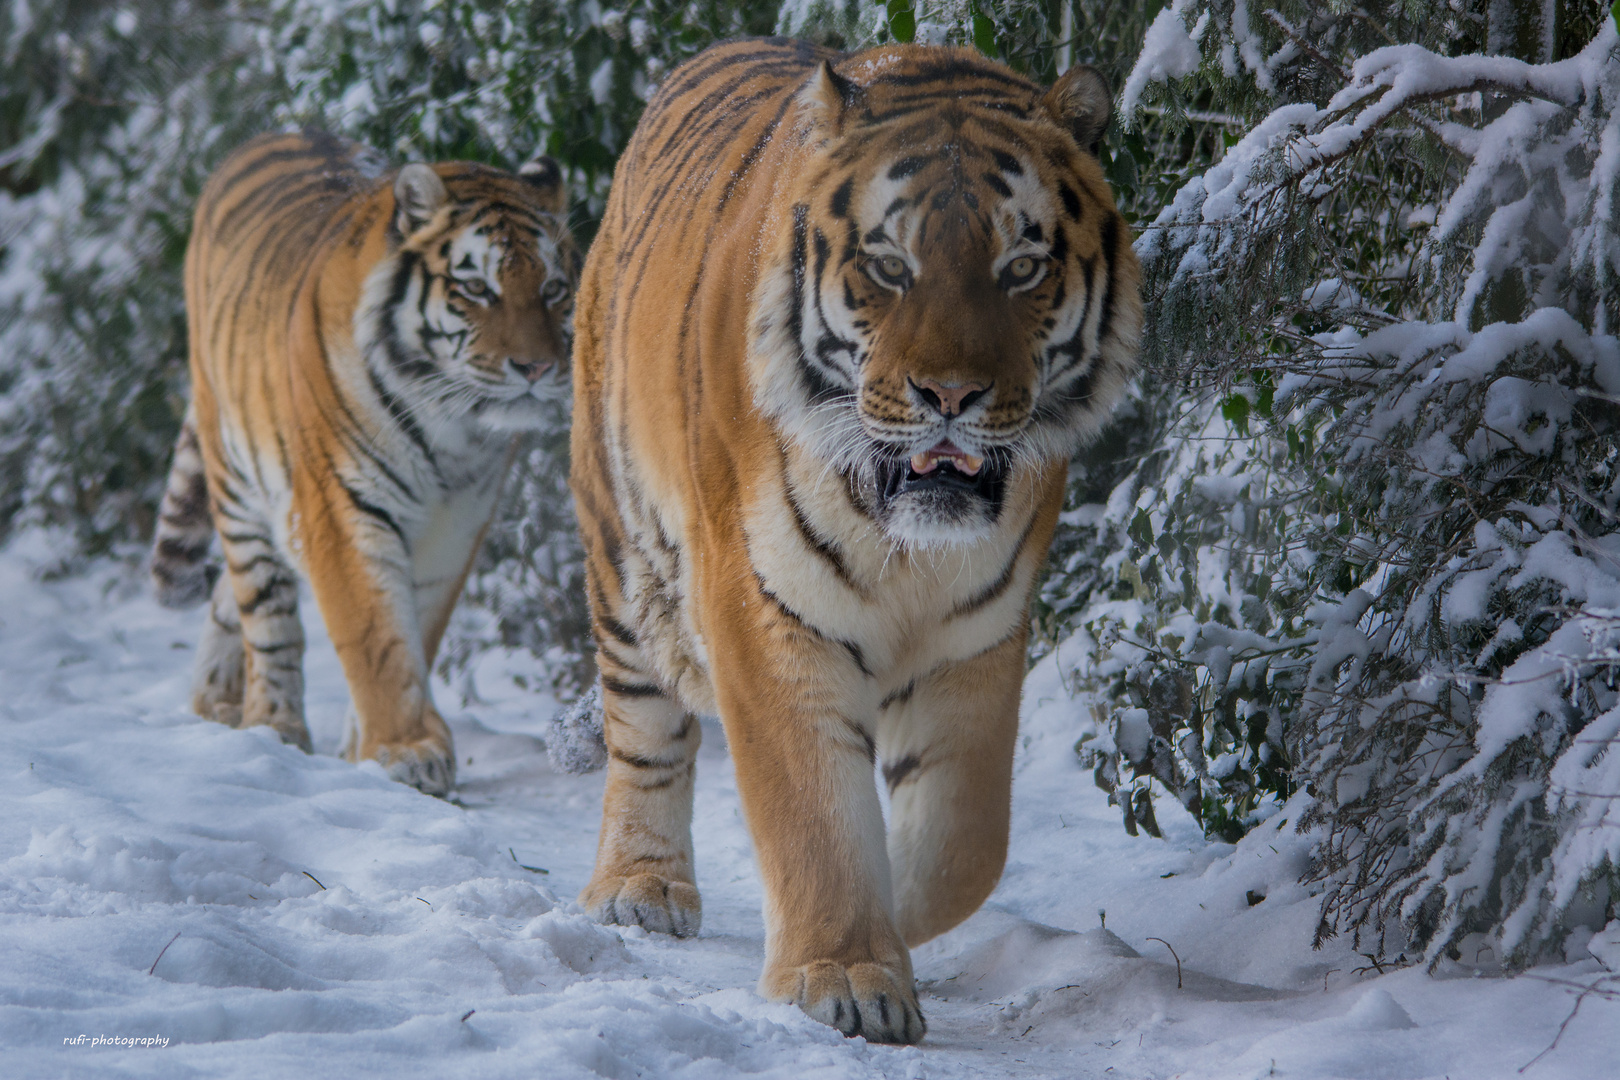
340;480;409;550
1059;183;1081;220
990;149;1023;176
367;366;435;465
783;470;858;591
752;571;871;676
601;613;638;647
601;675;665;698
876;60;1031;91
887;155;931;180
787;205;808;349
154;536;209;561
716;90;798;211
309;297;421;498
238;573;295;617
829;176;854;219
842;640;872;678
1096;215;1120;347
218;529;273;547
608;747;683;770
951;515;1038;619
883;755;921;791
844;718;876;763
226;552;283;577
880;680;916;710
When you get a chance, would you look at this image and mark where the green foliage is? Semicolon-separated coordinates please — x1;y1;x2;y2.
1045;0;1620;966
270;0;782;237
0;1;274;554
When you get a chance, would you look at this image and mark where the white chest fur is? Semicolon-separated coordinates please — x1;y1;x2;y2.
740;442;1042;701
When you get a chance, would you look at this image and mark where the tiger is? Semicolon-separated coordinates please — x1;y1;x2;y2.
150;130;579;796
571;39;1141;1043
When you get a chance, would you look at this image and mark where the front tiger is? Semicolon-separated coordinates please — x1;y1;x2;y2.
152;131;578;795
573;40;1141;1042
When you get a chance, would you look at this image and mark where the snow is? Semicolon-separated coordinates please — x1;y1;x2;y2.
1;529;1616;1078
1119;2;1205;121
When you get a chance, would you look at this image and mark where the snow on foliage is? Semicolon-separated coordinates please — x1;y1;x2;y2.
1049;1;1620;968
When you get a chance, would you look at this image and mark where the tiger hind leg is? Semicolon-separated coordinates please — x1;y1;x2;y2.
151;412;219;609
190;573;245;728
579;654;702;937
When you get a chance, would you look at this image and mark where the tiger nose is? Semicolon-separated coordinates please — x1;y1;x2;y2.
911;378;990;418
508;358;554;383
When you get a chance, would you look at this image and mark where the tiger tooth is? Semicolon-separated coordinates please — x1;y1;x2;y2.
961;454;983;475
911;452;936;474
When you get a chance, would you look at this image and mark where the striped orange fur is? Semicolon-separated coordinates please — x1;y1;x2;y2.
572;39;1141;1041
153;130;578;794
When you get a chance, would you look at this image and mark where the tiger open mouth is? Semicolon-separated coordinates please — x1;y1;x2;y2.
876;438;1008;510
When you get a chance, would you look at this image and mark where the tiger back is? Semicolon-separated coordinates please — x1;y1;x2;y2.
152;130;578;794
571;40;1140;1042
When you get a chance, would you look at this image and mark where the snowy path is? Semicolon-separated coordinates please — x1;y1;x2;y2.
0;531;1613;1079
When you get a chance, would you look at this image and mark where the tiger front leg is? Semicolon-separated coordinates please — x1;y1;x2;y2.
215;529;312;752
302;498;454;796
878;632;1024;947
708;595;925;1045
579;651;703;937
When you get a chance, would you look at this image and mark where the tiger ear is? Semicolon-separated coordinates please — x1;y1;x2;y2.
799;60;863;137
1042;65;1112;157
518;156;566;212
394;164;448;236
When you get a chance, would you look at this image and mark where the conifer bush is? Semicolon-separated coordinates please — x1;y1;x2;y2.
1050;0;1620;967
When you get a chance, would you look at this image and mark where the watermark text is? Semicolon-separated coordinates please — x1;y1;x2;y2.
63;1035;169;1049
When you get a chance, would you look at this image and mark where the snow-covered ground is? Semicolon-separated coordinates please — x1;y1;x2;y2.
0;530;1614;1079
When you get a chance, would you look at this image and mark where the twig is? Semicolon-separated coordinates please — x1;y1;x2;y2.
147;932;181;976
1146;937;1183;989
510;847;550;874
1518;975;1620;1072
1352;951;1388;976
461;1009;476;1023
303;871;326;890
1323;968;1341;991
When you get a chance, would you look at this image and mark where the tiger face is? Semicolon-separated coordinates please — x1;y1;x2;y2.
751;53;1139;546
360;159;580;436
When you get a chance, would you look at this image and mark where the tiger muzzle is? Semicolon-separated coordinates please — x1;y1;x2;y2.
876;439;1008;510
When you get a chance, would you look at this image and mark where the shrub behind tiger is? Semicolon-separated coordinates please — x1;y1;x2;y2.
151;131;580;795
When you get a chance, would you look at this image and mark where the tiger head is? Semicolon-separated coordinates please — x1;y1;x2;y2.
750;47;1141;547
359;159;580;436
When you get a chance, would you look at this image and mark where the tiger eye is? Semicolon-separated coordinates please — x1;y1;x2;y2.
876;255;907;283
1008;256;1037;282
462;278;490;297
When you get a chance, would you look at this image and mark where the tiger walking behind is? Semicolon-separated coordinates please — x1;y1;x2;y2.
572;39;1141;1042
151;131;579;795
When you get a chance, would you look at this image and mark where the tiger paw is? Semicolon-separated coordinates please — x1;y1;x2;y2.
581;872;701;937
374;737;456;796
238;707;313;754
765;959;926;1044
